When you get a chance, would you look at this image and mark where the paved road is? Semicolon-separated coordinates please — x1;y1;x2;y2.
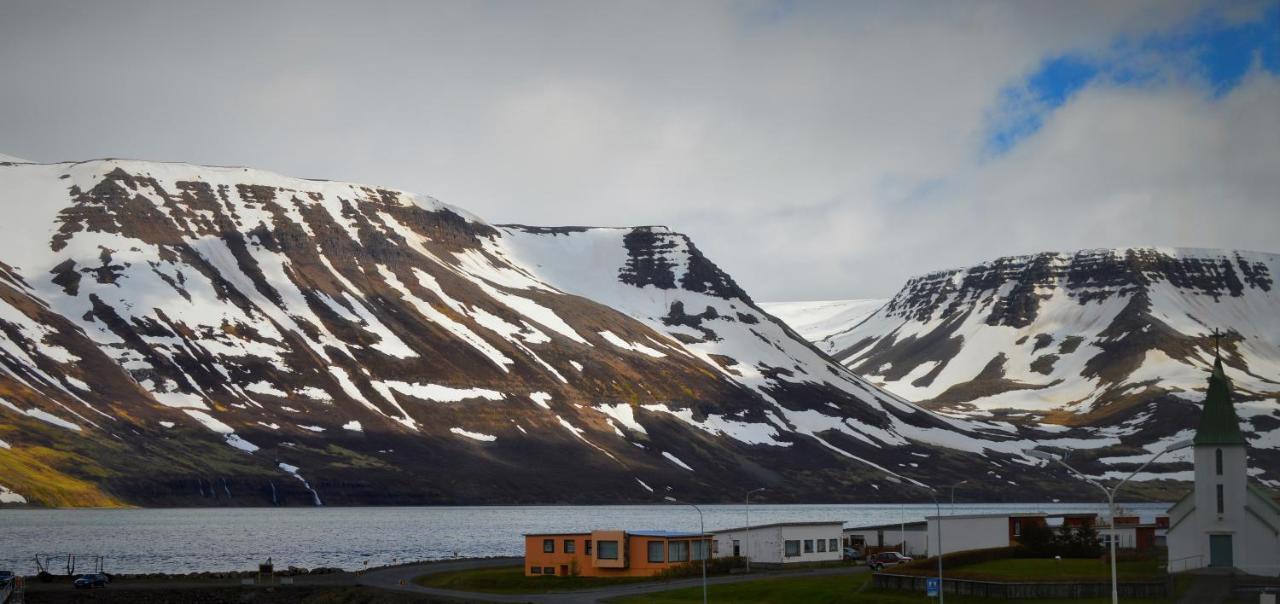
359;559;866;603
1176;571;1232;604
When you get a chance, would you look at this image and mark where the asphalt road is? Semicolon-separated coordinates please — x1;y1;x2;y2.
358;558;866;603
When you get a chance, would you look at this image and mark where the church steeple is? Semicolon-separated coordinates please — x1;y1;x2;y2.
1193;333;1247;446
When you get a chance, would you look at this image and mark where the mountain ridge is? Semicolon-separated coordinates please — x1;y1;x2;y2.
0;157;1115;507
771;247;1280;489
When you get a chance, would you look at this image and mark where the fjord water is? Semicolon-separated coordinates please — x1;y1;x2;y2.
0;503;1169;574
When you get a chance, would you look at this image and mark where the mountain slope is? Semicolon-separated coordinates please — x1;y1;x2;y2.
759;299;886;342
791;248;1280;487
0;157;1105;506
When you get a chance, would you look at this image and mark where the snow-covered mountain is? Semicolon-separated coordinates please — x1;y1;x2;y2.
759;299;886;342
0;157;1116;507
785;248;1280;488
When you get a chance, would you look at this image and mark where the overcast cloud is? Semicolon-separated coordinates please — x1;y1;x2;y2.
2;0;1277;300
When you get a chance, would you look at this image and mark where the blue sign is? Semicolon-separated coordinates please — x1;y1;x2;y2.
926;577;940;597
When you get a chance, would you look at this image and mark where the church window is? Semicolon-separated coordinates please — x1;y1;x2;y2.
1216;484;1224;514
1216;449;1223;475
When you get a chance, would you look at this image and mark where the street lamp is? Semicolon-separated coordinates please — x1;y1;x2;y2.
665;496;708;604
949;480;968;507
1028;438;1193;604
745;488;765;573
902;481;947;604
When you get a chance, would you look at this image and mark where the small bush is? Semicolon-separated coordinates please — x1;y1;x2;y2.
657;556;745;579
1020;524;1104;559
899;546;1022;572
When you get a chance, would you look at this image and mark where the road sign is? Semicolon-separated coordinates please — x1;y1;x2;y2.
926;577;940;597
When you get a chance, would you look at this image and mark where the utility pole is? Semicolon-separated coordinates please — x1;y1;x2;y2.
745;488;765;573
1029;438;1192;604
665;496;708;604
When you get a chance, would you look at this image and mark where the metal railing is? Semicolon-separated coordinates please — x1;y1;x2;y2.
1166;554;1203;574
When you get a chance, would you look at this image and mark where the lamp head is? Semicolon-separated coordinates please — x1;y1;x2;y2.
1165;438;1194;452
1027;449;1059;461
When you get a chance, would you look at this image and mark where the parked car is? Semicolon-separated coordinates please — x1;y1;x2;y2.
0;570;13;582
867;551;912;571
73;573;108;589
842;547;863;561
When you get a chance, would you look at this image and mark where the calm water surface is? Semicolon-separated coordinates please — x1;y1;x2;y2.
0;502;1169;574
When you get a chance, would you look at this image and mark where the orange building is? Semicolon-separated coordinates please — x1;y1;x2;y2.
523;530;712;577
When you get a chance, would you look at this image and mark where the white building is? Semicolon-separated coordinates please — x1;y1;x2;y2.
1167;357;1280;576
711;521;843;566
844;521;928;557
925;513;1047;557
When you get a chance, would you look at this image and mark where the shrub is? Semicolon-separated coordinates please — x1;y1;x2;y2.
1019;524;1104;559
1019;523;1056;556
899;546;1022;572
1060;525;1104;558
657;556;745;579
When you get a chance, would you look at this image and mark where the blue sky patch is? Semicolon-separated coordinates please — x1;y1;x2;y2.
985;3;1279;156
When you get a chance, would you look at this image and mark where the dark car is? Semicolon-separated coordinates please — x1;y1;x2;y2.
73;573;108;589
842;547;863;561
867;551;912;571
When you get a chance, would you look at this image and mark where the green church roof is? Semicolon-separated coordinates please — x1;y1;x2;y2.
1194;357;1247;446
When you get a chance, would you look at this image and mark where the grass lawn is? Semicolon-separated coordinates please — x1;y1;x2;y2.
414;565;652;594
924;557;1167;581
610;572;1175;604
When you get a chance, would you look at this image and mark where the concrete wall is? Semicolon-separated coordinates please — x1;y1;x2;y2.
714;524;842;565
926;516;1011;556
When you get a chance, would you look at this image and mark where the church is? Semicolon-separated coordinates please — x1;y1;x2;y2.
1166;353;1280;575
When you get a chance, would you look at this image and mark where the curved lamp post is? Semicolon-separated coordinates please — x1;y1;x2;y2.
1028;438;1192;604
745;488;765;573
665;496;708;604
904;479;968;604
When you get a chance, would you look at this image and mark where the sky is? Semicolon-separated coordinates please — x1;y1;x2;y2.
1;0;1277;301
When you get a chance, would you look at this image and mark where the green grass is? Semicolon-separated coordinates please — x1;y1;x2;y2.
611;572;1175;604
414;565;652;594
919;557;1167;581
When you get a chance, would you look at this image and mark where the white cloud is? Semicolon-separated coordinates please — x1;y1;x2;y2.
0;0;1269;300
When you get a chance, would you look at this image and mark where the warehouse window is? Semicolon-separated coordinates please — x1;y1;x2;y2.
817;539;827;553
543;539;554;553
692;540;708;561
785;540;800;557
564;539;575;553
648;541;665;563
598;540;619;560
669;541;689;562
829;538;839;551
804;539;814;553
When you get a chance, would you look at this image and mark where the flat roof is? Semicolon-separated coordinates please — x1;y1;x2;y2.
710;520;845;534
522;530;704;538
926;512;1048;521
629;531;706;538
844;521;928;532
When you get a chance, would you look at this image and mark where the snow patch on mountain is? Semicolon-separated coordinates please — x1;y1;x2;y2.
450;427;497;442
760;299;886;341
0;484;27;504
